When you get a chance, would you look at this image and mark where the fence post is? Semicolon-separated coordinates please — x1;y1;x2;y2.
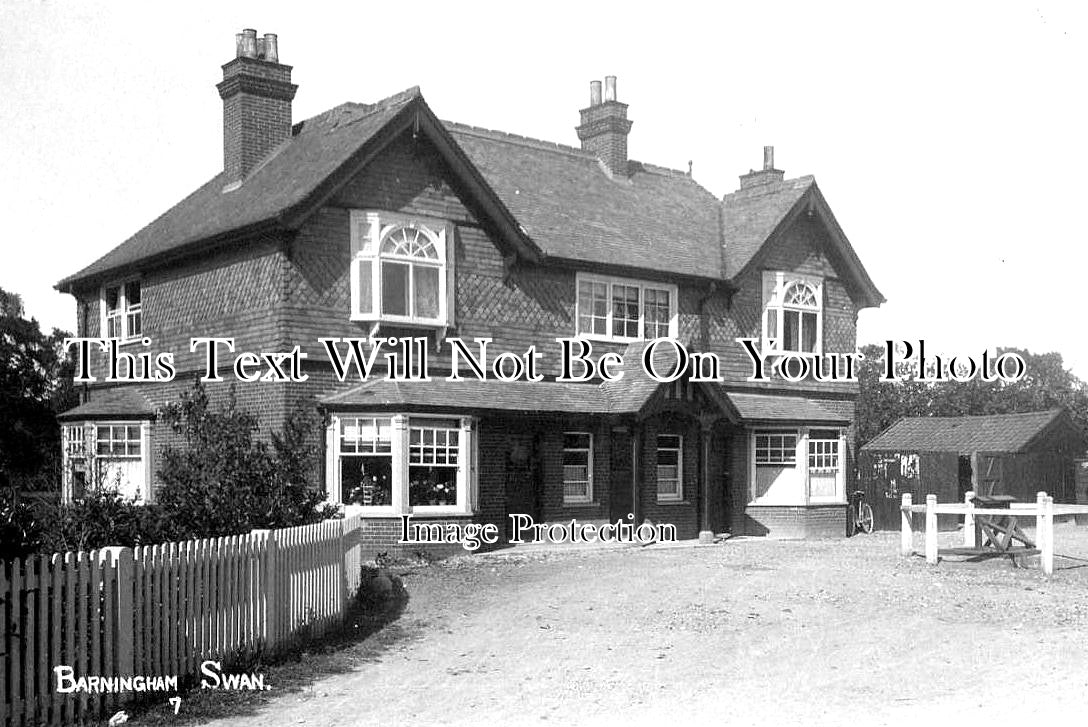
1042;496;1054;576
1035;491;1046;543
964;490;976;547
925;494;938;565
252;529;281;651
900;493;913;556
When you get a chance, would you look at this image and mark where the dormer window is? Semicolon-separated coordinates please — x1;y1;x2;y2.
102;280;142;341
761;272;822;356
350;211;453;328
575;273;678;342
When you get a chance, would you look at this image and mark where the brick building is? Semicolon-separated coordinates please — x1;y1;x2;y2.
55;29;884;550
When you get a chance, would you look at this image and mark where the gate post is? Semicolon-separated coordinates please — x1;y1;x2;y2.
900;493;913;557
925;494;938;565
1042;496;1055;576
964;491;976;547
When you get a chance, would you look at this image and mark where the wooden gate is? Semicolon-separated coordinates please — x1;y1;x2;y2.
972;451;1003;496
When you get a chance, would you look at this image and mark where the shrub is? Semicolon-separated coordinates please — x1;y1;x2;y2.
156;383;339;539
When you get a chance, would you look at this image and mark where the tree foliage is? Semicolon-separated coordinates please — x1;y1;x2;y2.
0;287;77;488
156;383;338;537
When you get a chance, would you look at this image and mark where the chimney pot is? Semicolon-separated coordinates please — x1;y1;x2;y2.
763;145;775;171
241;28;258;58
255;37;266;60
235;33;245;58
604;75;617;102
589;80;602;106
264;33;279;63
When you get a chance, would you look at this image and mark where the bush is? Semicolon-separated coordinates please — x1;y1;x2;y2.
156;383;339;539
0;488;51;560
47;489;178;553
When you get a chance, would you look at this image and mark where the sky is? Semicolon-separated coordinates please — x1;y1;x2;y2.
2;1;1087;376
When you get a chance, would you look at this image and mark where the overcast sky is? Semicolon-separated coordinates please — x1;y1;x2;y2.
2;1;1086;377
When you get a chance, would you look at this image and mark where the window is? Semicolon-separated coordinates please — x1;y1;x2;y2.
562;432;593;503
656;434;683;501
102;280;142;340
350;211;451;327
60;421;149;503
754;431;798;466
807;429;842;501
330;414;476;514
338;417;393;506
409;419;460;507
761;272;822;356
576;273;677;341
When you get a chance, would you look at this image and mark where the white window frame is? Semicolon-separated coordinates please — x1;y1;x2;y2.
349;210;453;328
337;416;395;507
760;271;823;357
61;420;152;504
748;427;845;505
754;430;798;466
562;431;594;504
101;279;143;342
806;429;845;503
327;412;476;516
575;272;678;342
656;433;683;502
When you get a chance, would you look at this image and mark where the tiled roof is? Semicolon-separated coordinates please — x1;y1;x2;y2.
56;87;880;302
721;177;814;277
57;90;422;289
861;409;1073;453
448;124;723;278
724;391;847;424
319;378;609;414
58;387;156;421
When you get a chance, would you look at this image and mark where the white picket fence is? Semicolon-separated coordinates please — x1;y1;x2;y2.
0;514;364;727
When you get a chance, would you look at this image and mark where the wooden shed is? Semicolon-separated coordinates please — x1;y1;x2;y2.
858;409;1087;531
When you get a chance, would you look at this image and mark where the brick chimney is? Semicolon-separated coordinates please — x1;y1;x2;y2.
216;29;297;187
576;76;633;177
738;146;785;189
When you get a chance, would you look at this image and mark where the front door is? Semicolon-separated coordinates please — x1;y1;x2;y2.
610;428;634;521
504;433;541;538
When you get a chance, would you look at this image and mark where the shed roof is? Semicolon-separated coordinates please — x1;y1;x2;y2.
58;387;156;421
861;409;1074;453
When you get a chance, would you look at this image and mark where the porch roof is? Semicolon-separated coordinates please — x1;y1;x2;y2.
319;378;610;414
58;387;156;421
724;391;848;425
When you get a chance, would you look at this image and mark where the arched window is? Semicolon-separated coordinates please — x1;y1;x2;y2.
351;212;450;326
762;274;823;354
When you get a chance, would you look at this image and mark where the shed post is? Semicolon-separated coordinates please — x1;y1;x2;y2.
900;493;913;556
1042;495;1054;576
925;494;938;564
963;490;976;547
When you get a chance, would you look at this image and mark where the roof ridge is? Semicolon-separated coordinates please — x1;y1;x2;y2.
294;87;421;135
445;121;590;157
723;174;815;202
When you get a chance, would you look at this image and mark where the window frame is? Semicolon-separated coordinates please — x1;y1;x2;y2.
760;271;823;357
349;211;453;328
101;279;143;342
328;412;476;516
562;431;594;504
655;433;683;502
754;430;798;466
748;427;846;505
575;272;678;342
61;419;151;504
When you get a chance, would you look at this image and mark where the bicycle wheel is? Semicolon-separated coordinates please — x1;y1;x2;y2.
858;503;874;534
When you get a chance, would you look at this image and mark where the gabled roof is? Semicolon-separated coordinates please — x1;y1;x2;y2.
861;409;1079;453
57;86;881;308
58;387;156;421
721;177;884;307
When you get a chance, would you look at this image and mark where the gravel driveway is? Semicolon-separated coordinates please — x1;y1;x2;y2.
183;524;1088;726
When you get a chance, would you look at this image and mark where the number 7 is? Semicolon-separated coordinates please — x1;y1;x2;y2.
169;696;181;714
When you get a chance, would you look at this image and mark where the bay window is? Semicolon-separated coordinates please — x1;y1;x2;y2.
60;420;151;503
749;427;844;505
329;413;476;515
350;211;453;327
575;273;677;341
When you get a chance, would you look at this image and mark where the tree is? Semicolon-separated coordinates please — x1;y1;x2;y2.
0;287;77;490
156;383;338;538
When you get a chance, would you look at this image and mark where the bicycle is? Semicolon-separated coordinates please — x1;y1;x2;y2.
848;489;874;536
